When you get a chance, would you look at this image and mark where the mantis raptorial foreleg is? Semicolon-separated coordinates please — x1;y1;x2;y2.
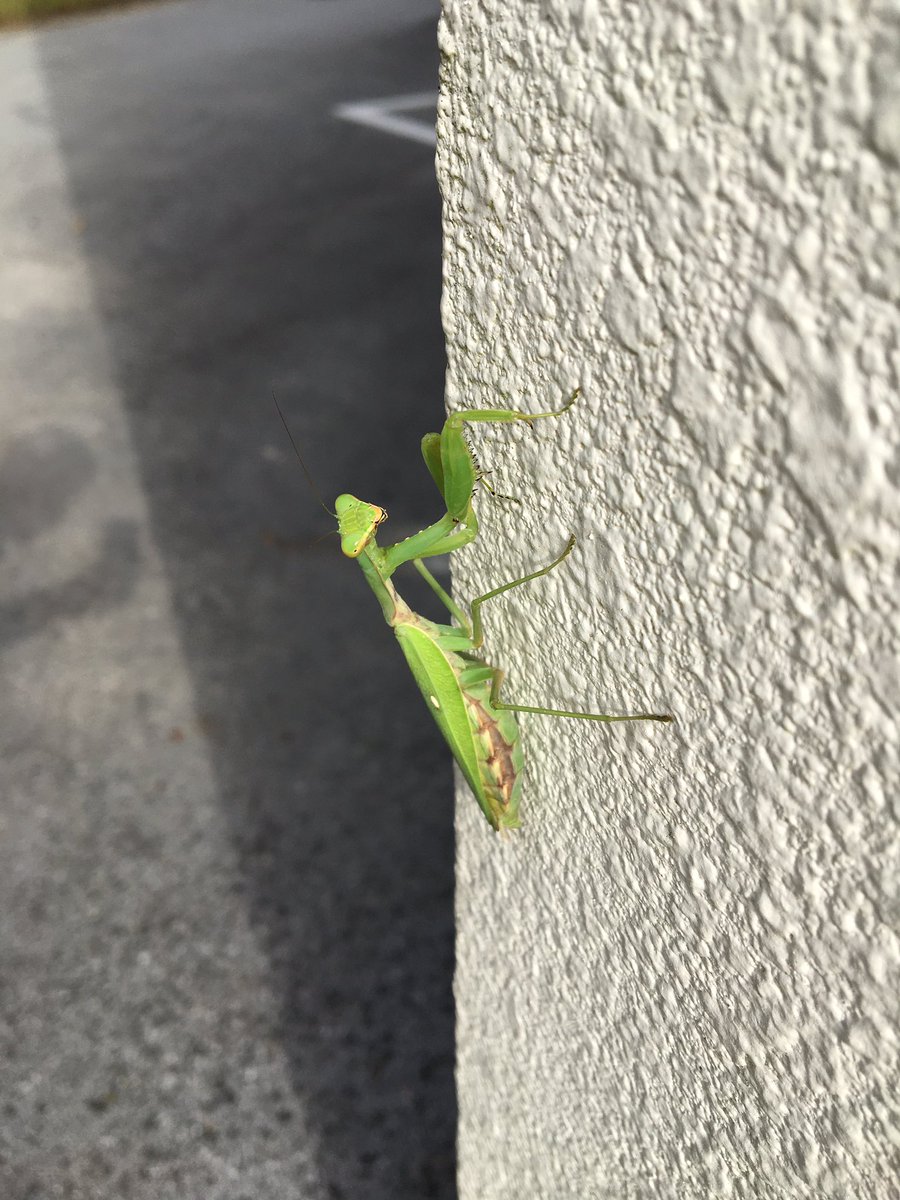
383;393;578;573
420;390;578;522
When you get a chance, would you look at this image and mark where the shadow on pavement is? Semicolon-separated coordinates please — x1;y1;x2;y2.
30;3;455;1196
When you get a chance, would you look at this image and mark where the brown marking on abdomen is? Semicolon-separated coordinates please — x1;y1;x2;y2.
465;695;517;814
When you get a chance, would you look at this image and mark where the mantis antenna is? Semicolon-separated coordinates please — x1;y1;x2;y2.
273;393;335;518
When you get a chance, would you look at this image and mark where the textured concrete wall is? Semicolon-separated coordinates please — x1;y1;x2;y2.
437;2;899;1196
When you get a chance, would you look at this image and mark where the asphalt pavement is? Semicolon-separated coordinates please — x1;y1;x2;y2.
0;2;453;1197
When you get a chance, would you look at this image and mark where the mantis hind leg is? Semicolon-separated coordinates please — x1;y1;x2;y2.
489;668;673;724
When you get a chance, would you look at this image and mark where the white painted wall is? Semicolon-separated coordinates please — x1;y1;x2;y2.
436;2;900;1196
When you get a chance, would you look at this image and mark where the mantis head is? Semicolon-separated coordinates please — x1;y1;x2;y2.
335;493;386;558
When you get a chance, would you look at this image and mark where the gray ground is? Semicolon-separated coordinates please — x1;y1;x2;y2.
0;2;454;1197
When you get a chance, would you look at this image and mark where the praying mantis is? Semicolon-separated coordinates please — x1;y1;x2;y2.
333;390;672;832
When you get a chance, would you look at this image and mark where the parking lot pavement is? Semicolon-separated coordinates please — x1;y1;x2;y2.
0;3;454;1197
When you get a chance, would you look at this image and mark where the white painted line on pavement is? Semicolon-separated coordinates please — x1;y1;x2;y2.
333;91;437;146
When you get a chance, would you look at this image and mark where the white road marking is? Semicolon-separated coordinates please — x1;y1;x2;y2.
333;91;437;146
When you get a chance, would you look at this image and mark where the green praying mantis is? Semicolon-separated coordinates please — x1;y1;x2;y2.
329;390;672;833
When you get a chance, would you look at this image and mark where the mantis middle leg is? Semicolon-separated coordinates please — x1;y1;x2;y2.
470;536;672;722
469;535;578;649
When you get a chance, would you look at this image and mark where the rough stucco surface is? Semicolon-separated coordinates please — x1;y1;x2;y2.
436;2;900;1196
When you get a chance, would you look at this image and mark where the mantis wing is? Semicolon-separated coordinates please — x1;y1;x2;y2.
394;622;494;826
